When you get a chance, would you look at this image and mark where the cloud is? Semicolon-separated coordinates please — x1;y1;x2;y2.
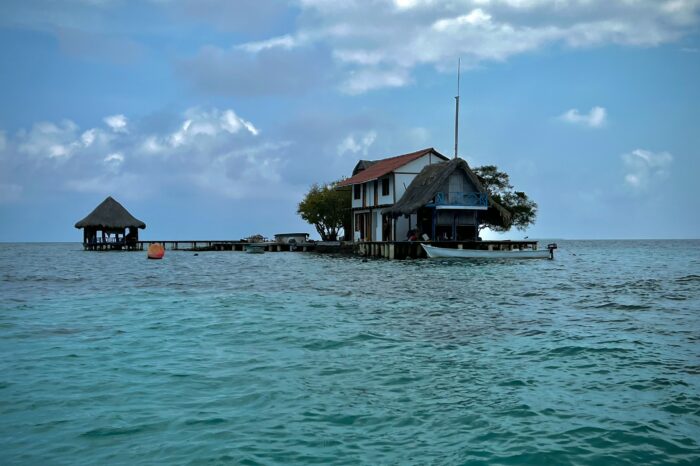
559;106;607;128
171;0;293;35
238;34;300;53
337;131;377;156
146;107;259;151
339;67;411;94
103;152;124;172
217;0;700;93
622;149;673;190
56;27;145;65
177;44;333;96
104;114;128;133
0;106;303;203
16;120;101;159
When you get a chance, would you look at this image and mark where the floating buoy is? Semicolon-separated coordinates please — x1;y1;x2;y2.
147;243;165;260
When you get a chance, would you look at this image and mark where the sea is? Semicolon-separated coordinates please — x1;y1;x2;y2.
1;240;699;465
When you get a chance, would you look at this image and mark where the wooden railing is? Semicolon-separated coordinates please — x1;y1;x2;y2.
434;191;488;207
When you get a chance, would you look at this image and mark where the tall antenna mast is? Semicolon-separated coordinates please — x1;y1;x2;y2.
454;58;461;159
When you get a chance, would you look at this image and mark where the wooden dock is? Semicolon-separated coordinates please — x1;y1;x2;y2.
126;239;538;260
135;240;317;252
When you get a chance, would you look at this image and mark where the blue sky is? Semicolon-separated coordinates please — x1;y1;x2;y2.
0;0;698;241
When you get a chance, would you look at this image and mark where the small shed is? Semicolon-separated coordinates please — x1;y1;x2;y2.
75;196;146;250
274;233;310;245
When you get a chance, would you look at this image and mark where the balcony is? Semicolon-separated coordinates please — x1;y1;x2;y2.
433;191;488;209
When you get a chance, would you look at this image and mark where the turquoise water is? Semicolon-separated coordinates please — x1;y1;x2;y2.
1;241;699;465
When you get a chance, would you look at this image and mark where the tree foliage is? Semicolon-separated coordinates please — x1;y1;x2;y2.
297;181;351;241
473;165;537;233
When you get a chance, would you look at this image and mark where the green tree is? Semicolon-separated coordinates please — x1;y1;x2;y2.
297;181;352;241
473;165;537;233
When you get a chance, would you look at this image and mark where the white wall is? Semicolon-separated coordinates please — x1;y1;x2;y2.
394;153;443;200
395;215;410;241
399;154;435;174
374;210;383;241
351;184;363;209
377;177;393;206
349;151;447;241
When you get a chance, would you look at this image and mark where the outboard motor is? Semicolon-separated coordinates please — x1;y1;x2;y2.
547;243;558;259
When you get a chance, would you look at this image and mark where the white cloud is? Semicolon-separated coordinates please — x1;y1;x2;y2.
238;34;300;53
229;0;700;93
17;120;82;159
104;114;128;133
337;130;378;156
104;152;124;166
1;107;296;202
622;149;673;190
221;109;259;136
340;68;410;94
433;9;493;30
560;106;607;128
161;107;259;149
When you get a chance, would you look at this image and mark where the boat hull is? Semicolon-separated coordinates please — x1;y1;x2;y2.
421;244;552;259
245;244;265;254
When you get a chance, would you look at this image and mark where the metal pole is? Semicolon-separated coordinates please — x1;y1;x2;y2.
454;58;460;159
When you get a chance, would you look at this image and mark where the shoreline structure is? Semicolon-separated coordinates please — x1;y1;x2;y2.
74;147;541;259
131;239;541;260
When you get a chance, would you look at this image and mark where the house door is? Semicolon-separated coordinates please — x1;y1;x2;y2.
382;214;392;241
355;213;364;241
365;213;372;241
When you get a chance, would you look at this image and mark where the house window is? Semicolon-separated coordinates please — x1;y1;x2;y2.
381;178;390;196
353;184;361;200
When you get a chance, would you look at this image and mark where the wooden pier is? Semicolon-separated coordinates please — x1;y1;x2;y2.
135;240;318;252
125;239;539;260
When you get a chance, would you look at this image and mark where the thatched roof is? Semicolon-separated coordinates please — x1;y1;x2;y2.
74;196;146;229
383;158;512;228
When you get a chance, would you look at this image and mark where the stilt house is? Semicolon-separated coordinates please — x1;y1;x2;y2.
338;148;511;242
75;196;146;250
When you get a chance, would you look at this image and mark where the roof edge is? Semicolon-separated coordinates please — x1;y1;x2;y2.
338;147;446;187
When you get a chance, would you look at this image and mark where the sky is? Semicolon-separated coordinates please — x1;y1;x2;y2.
0;0;698;241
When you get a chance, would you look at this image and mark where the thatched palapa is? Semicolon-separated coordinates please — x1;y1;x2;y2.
75;196;145;250
384;157;512;229
75;196;146;229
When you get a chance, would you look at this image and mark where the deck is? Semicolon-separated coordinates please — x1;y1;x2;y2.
83;239;539;259
134;240;317;252
126;239;539;259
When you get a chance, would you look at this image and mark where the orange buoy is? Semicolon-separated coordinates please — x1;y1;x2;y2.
147;243;165;260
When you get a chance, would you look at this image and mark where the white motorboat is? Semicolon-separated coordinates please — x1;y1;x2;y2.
421;243;556;259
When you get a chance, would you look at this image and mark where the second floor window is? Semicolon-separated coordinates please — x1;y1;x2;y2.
381;178;390;196
353;184;361;200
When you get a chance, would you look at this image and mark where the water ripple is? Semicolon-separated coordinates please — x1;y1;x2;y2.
0;240;699;465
